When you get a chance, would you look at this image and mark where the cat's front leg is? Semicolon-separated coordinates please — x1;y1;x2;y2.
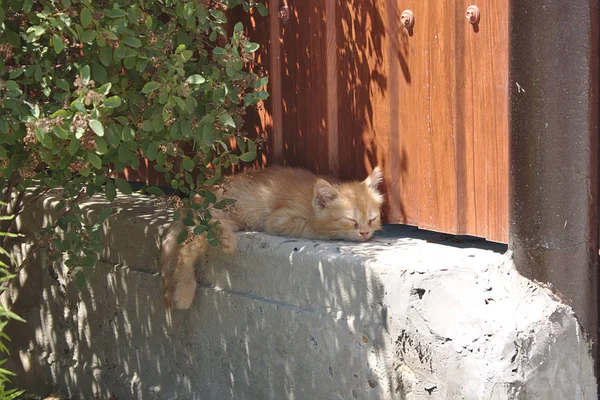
217;219;239;254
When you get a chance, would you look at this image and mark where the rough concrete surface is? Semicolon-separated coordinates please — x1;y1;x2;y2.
4;191;597;399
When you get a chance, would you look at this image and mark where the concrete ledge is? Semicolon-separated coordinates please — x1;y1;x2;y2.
5;192;597;399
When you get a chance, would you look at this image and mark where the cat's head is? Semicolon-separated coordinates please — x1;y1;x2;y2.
312;167;384;241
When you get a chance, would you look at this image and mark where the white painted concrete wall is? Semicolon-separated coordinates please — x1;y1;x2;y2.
5;192;597;399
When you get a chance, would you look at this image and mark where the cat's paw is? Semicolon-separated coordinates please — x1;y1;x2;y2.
171;279;197;309
220;232;237;254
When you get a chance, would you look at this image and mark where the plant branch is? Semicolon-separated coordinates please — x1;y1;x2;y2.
1;190;25;250
2;189;86;289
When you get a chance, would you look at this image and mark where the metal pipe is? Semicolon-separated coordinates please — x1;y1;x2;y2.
509;0;599;376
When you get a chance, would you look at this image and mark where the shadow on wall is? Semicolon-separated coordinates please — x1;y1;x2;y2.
241;1;412;224
6;193;404;399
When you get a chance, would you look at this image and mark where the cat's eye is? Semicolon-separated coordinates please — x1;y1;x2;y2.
368;216;378;226
344;217;359;228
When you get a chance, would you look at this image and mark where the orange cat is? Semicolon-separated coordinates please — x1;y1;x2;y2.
161;166;384;309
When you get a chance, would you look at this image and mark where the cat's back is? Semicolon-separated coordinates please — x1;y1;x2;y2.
225;166;323;229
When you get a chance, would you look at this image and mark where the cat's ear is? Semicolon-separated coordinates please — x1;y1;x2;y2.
363;166;383;192
313;179;339;209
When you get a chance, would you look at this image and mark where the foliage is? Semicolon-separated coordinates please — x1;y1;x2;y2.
0;0;269;286
0;203;25;399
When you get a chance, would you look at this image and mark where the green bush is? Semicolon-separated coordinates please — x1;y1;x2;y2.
0;0;268;285
0;203;24;399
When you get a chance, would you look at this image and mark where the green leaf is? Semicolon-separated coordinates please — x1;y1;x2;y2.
105;180;117;201
244;42;260;53
181;156;194;171
180;120;192;137
87;152;102;169
121;126;135;141
104;96;122;108
256;90;269;100
105;8;127;18
185;96;196;114
81;65;91;85
81;7;92;28
96;137;108;154
213;47;225;55
142;82;160;94
81;29;96;44
75;271;87;289
254;76;269;88
89;119;104;136
82;252;98;268
98;207;114;223
117;144;132;164
124;36;142;48
9;67;24;79
255;3;269;17
219;114;236;128
176;230;188;244
99;46;112;67
5;80;20;96
52;126;69;140
239;152;257;162
4;29;20;48
151;115;164;132
141;120;154;132
92;62;106;82
174;96;186;111
56;78;70;91
146;143;158;161
204;174;220;186
115;178;132;194
183;218;195;227
52;34;64;54
146;186;165;197
186;74;205;84
98;82;112;95
194;225;207;235
68;139;79;155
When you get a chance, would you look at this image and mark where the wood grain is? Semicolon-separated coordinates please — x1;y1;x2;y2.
125;0;510;243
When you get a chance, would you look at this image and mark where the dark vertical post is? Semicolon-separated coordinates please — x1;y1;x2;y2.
509;0;599;375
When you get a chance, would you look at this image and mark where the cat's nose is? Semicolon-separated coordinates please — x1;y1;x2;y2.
359;231;369;238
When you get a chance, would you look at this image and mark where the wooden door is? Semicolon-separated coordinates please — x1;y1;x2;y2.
240;0;509;242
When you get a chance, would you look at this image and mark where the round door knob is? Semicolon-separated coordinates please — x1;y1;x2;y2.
465;5;480;24
401;10;415;29
278;6;290;24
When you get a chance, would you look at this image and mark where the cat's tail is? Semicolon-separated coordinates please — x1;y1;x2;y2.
160;218;207;309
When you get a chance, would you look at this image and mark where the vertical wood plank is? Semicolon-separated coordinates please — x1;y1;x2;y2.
419;0;458;233
335;0;388;181
326;0;339;177
279;1;299;166
387;0;429;226
305;1;329;174
268;0;283;164
459;0;509;242
484;0;509;243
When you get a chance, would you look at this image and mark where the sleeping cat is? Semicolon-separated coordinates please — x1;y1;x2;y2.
161;166;384;309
